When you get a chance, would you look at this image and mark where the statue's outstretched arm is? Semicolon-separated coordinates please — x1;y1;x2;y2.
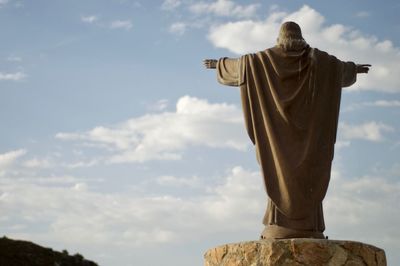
356;64;371;74
203;59;217;69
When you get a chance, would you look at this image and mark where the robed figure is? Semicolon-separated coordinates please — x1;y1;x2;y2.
204;22;370;239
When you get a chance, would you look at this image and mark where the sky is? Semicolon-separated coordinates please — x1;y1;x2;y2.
0;0;399;265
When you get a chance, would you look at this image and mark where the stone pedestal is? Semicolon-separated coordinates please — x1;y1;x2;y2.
204;239;386;266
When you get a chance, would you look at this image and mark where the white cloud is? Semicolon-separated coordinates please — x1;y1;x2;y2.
344;100;400;112
369;100;400;107
23;158;53;169
81;16;133;31
0;166;264;248
161;0;181;10
81;15;98;24
6;55;22;62
156;175;201;188
64;159;99;169
0;149;26;169
110;20;133;30
169;22;186;35
204;166;264;226
81;15;133;31
324;170;400;259
209;19;277;55
189;0;259;18
355;11;370;18
56;96;248;163
0;71;26;81
340;121;394;142
207;5;400;92
72;182;88;192
335;140;351;150
3;150;102;171
147;99;169;111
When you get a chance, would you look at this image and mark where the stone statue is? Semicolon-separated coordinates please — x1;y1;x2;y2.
204;21;371;239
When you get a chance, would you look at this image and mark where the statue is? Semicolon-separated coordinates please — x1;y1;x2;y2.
204;21;371;240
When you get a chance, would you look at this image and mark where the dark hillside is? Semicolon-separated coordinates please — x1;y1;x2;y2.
0;236;98;266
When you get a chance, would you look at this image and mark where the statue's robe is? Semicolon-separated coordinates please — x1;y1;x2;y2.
217;46;357;238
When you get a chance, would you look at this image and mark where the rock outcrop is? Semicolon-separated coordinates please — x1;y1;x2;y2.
204;238;386;266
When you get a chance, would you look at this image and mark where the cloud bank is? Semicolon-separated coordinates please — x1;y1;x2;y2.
56;96;248;163
0;71;26;81
110;20;132;30
1;163;399;264
340;121;394;142
0;166;265;247
0;149;26;174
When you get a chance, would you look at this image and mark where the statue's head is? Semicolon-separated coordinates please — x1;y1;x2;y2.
277;21;308;51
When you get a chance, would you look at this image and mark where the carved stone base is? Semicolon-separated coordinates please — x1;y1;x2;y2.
204;239;386;266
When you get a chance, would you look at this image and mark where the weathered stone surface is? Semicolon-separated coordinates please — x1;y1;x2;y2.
204;239;386;266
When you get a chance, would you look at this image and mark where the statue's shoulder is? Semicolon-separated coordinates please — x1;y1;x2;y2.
241;52;257;59
245;47;275;58
312;48;339;62
239;52;257;63
240;47;276;63
312;48;326;56
263;46;279;55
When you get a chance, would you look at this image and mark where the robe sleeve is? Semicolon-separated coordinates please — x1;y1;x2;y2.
341;61;357;87
216;57;240;86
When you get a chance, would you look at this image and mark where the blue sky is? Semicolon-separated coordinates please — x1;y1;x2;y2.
1;0;399;265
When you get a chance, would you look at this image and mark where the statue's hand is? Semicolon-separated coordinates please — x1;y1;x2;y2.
356;64;371;74
203;59;217;69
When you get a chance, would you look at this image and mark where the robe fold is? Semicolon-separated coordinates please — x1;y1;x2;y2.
217;46;356;232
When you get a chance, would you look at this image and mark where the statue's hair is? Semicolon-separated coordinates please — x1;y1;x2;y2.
277;21;308;51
